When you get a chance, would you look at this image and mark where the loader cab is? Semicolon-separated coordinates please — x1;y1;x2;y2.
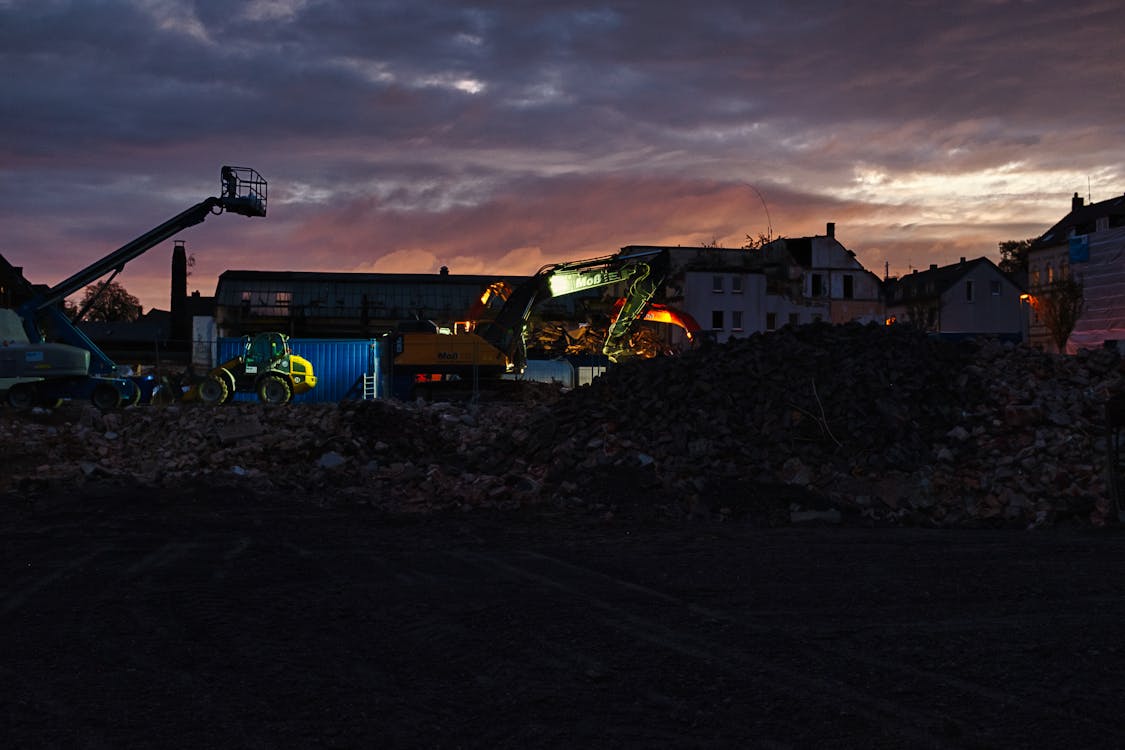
244;332;289;373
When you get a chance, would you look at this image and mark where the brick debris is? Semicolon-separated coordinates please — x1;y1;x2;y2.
2;323;1122;527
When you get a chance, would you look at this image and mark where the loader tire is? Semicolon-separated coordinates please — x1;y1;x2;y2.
7;383;36;410
92;383;122;411
198;375;231;405
257;374;292;405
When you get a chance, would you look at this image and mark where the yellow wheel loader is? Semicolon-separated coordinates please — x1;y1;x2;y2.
186;332;316;405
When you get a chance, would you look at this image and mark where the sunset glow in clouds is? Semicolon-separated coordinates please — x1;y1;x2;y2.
2;0;1123;311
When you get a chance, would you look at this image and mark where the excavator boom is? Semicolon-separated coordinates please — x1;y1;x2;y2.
471;247;670;371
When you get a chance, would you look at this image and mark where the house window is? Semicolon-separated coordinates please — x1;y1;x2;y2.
732;310;744;330
764;312;775;330
713;276;724;293
732;276;743;294
811;273;825;297
711;310;724;330
965;281;974;302
788;313;799;327
1046;264;1054;283
990;280;1001;296
275;291;292;307
842;274;854;300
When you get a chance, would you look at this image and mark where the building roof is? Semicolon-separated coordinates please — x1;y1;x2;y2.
884;257;1014;303
0;252;40;306
1034;193;1125;248
216;269;526;286
76;309;172;344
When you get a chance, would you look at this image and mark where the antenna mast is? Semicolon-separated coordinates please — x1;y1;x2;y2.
746;183;773;242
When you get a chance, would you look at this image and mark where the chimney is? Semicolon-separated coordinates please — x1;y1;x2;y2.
929;263;938;271
171;240;188;345
826;222;835;238
1073;192;1085;212
960;257;966;264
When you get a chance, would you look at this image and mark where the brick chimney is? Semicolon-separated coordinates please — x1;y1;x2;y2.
171;240;188;346
826;222;835;238
1072;192;1085;212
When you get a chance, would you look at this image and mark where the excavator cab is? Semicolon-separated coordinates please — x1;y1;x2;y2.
220;166;267;218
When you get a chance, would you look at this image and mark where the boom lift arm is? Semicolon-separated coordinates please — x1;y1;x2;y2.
15;167;266;379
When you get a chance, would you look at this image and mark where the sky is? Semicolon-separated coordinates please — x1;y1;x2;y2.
2;0;1123;313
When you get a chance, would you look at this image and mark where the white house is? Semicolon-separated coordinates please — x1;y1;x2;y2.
883;257;1023;339
1027;192;1125;353
621;223;883;344
757;223;884;327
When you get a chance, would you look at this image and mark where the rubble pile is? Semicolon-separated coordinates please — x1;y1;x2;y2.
1;322;1123;527
517;322;1125;526
0;398;533;513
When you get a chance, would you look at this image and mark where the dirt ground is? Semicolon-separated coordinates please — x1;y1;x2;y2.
3;483;1125;749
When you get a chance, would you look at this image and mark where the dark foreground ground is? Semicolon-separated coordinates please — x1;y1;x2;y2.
3;485;1125;749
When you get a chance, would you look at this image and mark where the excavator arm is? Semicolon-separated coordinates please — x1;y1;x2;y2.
472;247;670;371
611;298;701;341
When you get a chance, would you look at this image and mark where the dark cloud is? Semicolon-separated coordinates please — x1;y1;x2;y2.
1;0;1123;310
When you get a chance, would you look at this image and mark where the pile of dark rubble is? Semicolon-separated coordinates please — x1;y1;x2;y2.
2;322;1124;527
523;323;1125;526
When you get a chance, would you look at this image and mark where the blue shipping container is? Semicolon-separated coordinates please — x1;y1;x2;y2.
216;338;382;403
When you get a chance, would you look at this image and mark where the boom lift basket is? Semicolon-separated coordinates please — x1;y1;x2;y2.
220;166;268;217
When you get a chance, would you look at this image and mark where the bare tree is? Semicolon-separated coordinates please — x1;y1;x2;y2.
1032;277;1085;352
905;302;938;332
742;233;772;250
77;280;143;322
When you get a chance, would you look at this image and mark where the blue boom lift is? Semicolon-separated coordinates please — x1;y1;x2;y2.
1;166;267;409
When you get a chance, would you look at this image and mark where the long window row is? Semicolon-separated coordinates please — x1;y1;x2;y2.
711;311;819;332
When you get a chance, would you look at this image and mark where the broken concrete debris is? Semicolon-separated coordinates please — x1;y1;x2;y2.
2;323;1122;527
